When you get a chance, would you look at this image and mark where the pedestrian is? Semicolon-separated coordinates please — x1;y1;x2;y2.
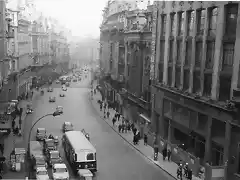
177;165;183;180
11;120;15;130
184;163;189;177
133;135;137;145
104;103;107;110
133;127;137;136
117;113;120;121
100;104;102;111
167;148;172;161
112;117;116;126
107;111;110;118
144;134;148;145
121;123;125;133
187;168;192;180
118;124;122;133
136;131;140;144
162;147;167;160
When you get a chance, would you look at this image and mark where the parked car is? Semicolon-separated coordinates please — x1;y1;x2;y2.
36;128;47;141
49;97;56;102
47;87;53;92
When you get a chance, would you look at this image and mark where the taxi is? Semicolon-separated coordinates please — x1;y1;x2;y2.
36;166;49;180
62;122;73;133
78;169;93;180
36;128;47;141
52;163;69;180
49;96;56;102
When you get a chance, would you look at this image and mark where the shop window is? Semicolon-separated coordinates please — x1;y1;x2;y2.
187;11;195;36
197;9;206;35
193;71;201;93
219;76;231;101
175;67;181;88
158;62;164;83
211;142;224;166
222;43;234;71
225;4;238;36
161;15;167;36
168;67;172;86
195;42;203;68
183;69;190;91
206;42;215;69
208;7;218;36
185;40;192;66
160;41;165;62
173;128;188;150
176;40;182;65
169;40;174;63
203;74;212;97
170;13;176;36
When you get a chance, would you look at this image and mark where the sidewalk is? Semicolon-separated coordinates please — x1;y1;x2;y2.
89;83;201;180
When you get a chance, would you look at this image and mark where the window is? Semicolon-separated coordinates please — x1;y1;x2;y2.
175;67;181;88
185;40;192;66
193;71;201;93
160;41;165;62
219;77;231;101
87;153;94;160
195;42;203;68
158;63;164;82
222;43;234;70
178;12;185;36
206;42;215;69
168;67;172;86
197;9;206;35
209;8;218;36
170;13;176;36
176;41;182;65
183;70;190;91
203;74;212;97
169;40;174;63
187;11;195;36
225;4;238;36
161;15;167;36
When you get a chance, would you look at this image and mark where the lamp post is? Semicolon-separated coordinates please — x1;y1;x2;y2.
26;111;62;178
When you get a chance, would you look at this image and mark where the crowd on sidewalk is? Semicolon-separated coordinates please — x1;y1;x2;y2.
91;82;199;180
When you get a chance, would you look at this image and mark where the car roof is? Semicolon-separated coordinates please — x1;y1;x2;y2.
50;150;59;154
53;163;66;169
64;122;72;125
37;128;46;131
36;167;47;171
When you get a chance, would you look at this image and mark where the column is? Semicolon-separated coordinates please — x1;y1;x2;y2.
224;121;231;180
200;9;210;95
211;6;225;100
189;10;198;93
124;41;128;84
231;2;240;97
172;12;180;87
180;11;188;89
163;13;171;84
204;116;212;163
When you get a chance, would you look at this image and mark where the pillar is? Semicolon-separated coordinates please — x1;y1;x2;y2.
224;121;231;180
204;116;212;163
231;2;240;97
200;9;210;95
189;10;198;93
124;41;128;87
211;6;225;100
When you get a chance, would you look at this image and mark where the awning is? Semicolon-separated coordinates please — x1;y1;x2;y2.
139;114;151;123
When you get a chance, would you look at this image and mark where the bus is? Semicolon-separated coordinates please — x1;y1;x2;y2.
62;131;97;173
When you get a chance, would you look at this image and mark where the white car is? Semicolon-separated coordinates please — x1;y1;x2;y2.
52;163;69;180
56;106;63;114
36;166;49;180
62;86;67;91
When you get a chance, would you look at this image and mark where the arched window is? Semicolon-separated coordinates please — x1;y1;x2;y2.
86;153;94;160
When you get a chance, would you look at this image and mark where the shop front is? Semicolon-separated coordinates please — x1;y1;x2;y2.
18;70;35;97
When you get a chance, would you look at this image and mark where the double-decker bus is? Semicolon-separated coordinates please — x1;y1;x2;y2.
62;131;97;173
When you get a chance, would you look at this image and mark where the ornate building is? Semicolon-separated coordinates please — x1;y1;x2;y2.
150;1;240;180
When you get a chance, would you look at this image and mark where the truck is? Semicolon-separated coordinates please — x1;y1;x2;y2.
0;104;12;135
29;141;46;170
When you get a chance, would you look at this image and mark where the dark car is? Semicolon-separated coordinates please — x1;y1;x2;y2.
59;93;65;97
62;122;73;133
36;128;47;141
46;150;62;167
43;139;57;154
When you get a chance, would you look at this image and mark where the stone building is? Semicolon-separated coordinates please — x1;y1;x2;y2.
150;1;240;179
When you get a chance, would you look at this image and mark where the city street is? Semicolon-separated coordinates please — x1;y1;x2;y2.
23;72;175;180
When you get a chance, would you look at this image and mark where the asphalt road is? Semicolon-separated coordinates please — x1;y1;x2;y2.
25;73;175;180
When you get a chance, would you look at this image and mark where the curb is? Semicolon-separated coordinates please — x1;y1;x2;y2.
88;93;177;180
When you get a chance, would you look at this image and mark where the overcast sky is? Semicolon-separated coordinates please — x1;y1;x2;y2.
34;0;106;38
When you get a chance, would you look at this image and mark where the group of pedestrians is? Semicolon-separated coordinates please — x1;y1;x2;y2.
177;160;193;180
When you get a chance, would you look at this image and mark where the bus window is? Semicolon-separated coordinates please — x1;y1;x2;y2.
87;153;94;160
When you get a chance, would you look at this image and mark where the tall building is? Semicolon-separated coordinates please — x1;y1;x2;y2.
150;1;240;180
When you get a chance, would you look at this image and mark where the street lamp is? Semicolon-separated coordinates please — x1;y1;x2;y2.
26;111;62;178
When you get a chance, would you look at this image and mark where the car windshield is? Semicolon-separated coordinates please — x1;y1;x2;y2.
53;168;67;173
50;152;59;159
46;140;54;146
37;170;47;175
36;159;45;165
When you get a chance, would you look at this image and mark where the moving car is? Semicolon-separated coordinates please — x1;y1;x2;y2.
49;96;56;102
73;78;77;82
59;93;65;97
56;80;60;84
52;163;69;180
46;150;62;167
77;169;93;180
62;86;67;91
26;103;33;114
47;87;53;92
65;82;70;87
36;128;47;141
43;139;57;154
36;167;49;180
56;106;63;114
62;122;73;133
29;141;47;170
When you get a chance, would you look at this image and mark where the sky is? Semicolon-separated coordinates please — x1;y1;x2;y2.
34;0;107;38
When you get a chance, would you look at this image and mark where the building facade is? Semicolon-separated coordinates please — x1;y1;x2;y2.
150;1;240;180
